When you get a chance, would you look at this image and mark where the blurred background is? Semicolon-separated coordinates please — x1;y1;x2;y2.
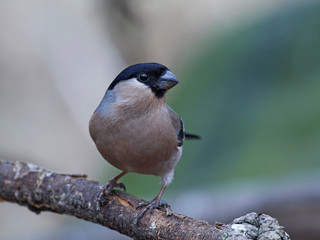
1;0;320;239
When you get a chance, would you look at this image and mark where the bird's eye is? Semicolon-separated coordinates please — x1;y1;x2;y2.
139;73;149;81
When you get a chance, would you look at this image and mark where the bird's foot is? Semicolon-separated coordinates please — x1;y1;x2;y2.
98;178;126;201
135;198;170;224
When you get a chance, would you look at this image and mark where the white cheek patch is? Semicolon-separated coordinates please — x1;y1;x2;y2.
117;78;149;92
115;78;153;102
125;78;149;89
95;78;155;116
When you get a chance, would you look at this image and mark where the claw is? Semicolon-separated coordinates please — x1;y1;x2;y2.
98;181;126;200
134;183;169;224
136;199;170;224
116;182;126;192
98;171;127;202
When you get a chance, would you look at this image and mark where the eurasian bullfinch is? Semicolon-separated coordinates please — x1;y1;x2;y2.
89;62;199;219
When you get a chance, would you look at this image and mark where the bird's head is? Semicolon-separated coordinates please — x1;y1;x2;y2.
108;62;179;99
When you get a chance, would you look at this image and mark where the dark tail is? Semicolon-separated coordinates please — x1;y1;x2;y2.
185;132;201;140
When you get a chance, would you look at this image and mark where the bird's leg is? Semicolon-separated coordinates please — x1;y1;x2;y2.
136;183;169;223
98;171;127;200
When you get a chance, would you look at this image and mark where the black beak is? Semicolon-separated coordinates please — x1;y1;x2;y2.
157;70;179;90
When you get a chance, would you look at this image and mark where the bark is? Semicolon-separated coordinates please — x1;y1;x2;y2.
0;160;290;240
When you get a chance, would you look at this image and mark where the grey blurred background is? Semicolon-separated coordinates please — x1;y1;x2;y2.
1;0;320;239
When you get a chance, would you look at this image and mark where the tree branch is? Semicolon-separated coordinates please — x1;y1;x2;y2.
0;160;290;240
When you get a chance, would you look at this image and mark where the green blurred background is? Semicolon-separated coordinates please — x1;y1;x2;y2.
1;0;320;239
177;1;320;187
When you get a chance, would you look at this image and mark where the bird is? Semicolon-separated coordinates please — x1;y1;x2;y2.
89;62;199;219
